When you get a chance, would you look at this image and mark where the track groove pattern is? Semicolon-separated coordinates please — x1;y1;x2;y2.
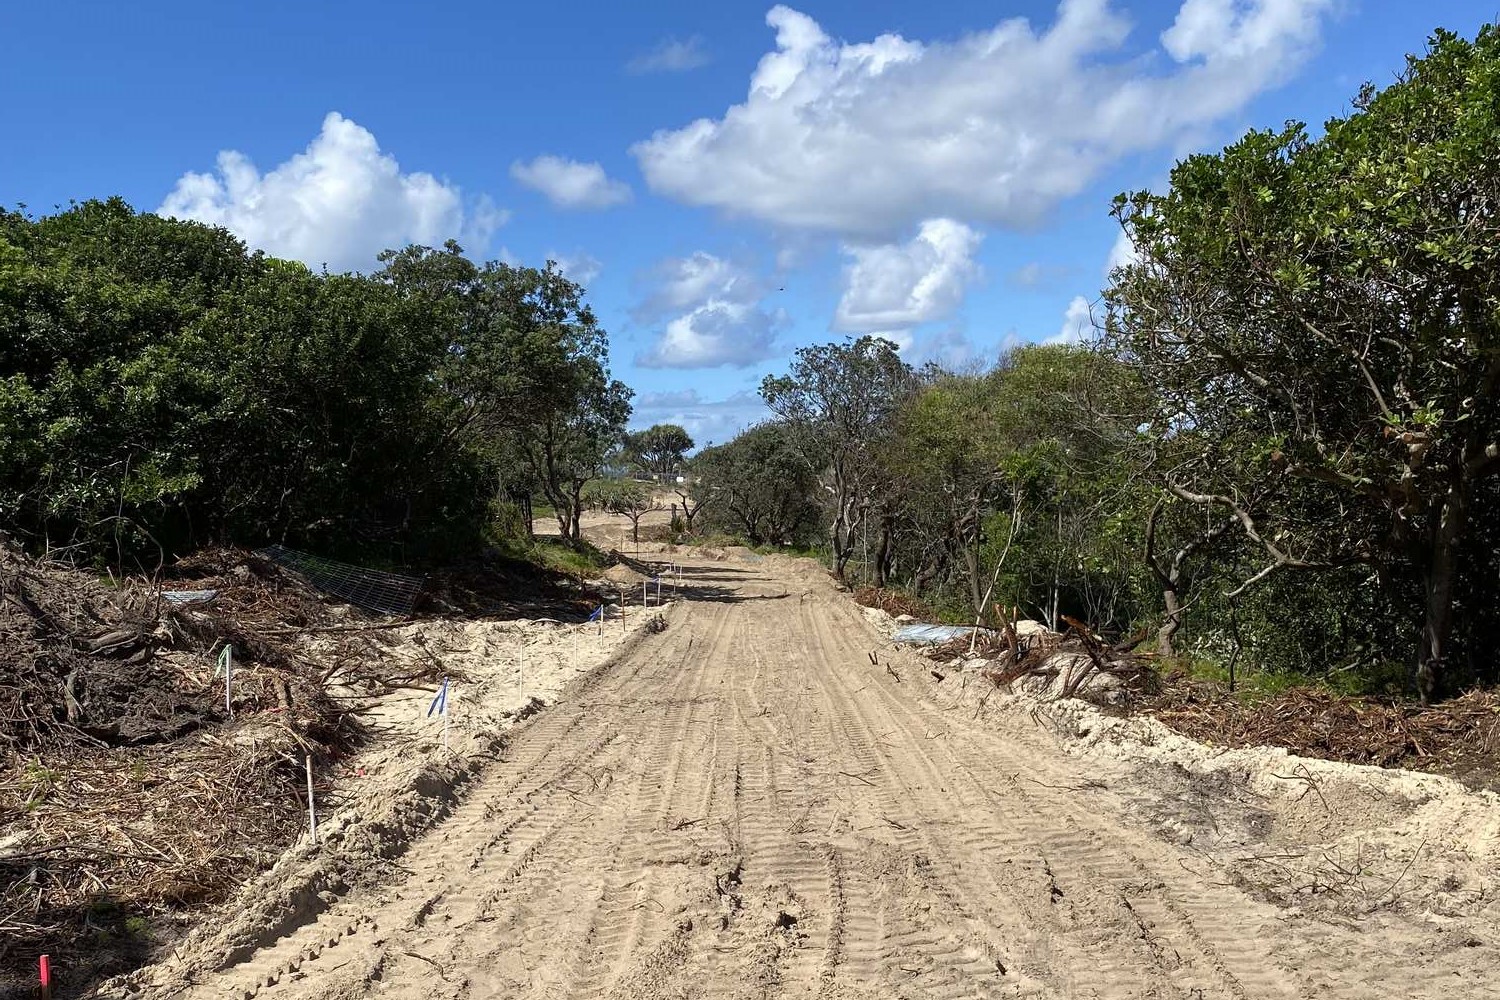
158;557;1438;1000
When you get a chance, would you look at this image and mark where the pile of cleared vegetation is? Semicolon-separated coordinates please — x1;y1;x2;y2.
0;543;365;994
851;586;935;621
1140;678;1500;791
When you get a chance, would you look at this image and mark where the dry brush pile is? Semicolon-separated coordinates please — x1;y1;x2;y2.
0;542;416;990
926;613;1155;703
1144;681;1500;780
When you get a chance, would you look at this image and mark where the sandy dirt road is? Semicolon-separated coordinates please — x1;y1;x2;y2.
153;554;1492;1000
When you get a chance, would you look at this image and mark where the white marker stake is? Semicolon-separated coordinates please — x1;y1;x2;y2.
305;754;317;842
217;645;234;719
656;575;662;605
643;580;648;609
444;682;452;750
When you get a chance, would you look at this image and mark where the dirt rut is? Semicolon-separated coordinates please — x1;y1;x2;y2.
142;559;1471;999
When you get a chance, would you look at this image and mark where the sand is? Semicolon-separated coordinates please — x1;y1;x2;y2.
103;548;1500;1000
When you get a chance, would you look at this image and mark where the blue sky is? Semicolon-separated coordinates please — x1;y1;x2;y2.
2;0;1495;445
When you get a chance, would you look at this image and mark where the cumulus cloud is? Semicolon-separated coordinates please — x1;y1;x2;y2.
632;389;770;447
510;155;631;210
1105;228;1140;276
159;112;502;273
635;252;786;369
548;251;603;286
1006;262;1076;290
834;219;982;333
911;327;984;369
633;252;756;321
632;1;1336;239
628;35;711;74
638;302;783;369
1048;294;1096;344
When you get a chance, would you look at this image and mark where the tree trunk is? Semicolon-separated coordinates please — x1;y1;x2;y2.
829;465;854;581
1417;487;1467;703
874;515;894;588
830;506;850;579
1157;586;1183;658
961;534;983;623
674;491;701;532
567;483;584;542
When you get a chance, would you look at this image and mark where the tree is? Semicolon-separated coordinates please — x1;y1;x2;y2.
761;337;915;580
876;346;1142;627
693;423;821;546
1105;27;1500;698
584;478;662;543
0;201;491;563
625;424;693;482
378;248;632;545
882;370;1017;616
0;204;629;566
673;457;711;533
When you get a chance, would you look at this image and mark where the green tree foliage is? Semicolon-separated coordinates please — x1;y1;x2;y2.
1105;27;1500;698
0;200;629;564
874;346;1152;629
761;336;915;578
624;424;694;482
377;245;632;544
692;423;822;547
582;478;661;542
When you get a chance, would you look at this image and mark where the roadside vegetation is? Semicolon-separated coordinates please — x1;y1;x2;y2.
4;19;1500;995
0;209;629;566
689;27;1500;704
3;28;1497;715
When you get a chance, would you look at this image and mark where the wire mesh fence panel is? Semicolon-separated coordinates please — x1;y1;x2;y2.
258;545;424;615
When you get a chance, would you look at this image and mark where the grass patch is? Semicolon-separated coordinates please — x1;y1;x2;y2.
750;541;826;560
1164;649;1417;704
530;537;611;578
488;532;612;581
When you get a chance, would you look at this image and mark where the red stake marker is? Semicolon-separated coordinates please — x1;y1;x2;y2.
39;954;52;1000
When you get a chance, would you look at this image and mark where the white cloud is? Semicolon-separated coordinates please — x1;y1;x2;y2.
834;219;982;333
911;327;983;369
634;252;757;320
635;253;786;369
548;251;603;286
1048;294;1096;344
876;330;915;353
638;302;784;369
628;35;711;74
1007;261;1075;290
510;155;631;210
1162;0;1327;63
159;112;501;273
1105;228;1140;276
633;1;1336;240
632;389;770;448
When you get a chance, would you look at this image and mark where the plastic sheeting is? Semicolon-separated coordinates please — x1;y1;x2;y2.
161;589;219;605
892;623;991;644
